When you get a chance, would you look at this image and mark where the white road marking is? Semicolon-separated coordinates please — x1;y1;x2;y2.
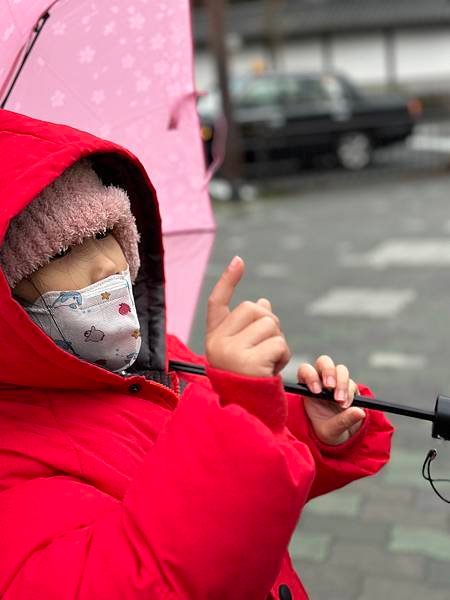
410;135;450;153
369;352;427;370
255;263;291;278
307;288;416;317
340;239;450;269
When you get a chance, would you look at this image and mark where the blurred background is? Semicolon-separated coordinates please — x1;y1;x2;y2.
189;1;450;598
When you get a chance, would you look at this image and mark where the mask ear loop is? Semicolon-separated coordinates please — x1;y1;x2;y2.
422;449;450;503
28;277;80;357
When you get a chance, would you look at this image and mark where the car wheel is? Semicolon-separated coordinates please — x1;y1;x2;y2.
336;132;372;171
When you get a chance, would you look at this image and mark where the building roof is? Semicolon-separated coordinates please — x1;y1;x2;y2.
193;0;450;45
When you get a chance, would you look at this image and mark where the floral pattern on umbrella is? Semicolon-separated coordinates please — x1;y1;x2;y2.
0;0;215;342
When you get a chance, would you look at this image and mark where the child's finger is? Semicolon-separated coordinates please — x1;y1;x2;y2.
217;300;280;337
297;363;322;394
234;314;280;347
335;364;350;404
256;298;272;311
349;379;358;401
315;355;336;388
206;256;244;332
341;379;359;408
253;336;290;374
273;341;292;375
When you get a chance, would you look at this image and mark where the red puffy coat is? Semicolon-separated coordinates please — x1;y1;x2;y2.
0;109;394;599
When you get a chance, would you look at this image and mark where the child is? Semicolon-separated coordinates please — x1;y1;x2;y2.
0;109;393;600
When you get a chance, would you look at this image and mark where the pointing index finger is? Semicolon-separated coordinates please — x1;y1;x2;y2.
206;256;244;331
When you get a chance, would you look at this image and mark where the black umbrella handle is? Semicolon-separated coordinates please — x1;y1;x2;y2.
168;360;450;440
432;395;450;440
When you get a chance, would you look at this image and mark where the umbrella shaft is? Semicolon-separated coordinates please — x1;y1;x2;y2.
169;360;435;423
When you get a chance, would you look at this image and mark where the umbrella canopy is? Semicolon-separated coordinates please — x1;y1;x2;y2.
0;0;215;343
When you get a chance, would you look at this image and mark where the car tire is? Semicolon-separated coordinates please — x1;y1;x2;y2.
336;132;372;171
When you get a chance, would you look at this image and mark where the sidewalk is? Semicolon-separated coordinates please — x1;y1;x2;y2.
189;167;450;598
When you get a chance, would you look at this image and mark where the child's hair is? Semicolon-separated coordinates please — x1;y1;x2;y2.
0;159;141;287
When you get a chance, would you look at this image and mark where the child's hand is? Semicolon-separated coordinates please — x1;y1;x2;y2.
298;355;366;445
205;257;291;378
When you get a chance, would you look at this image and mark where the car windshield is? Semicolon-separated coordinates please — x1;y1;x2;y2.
320;75;350;102
197;79;270;115
197;74;351;115
236;78;281;107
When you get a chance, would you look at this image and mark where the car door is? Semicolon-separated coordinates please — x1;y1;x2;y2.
234;77;287;163
335;75;413;143
279;75;353;156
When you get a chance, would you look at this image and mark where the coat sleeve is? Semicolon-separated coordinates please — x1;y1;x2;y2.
167;335;393;501
0;379;313;600
285;383;394;500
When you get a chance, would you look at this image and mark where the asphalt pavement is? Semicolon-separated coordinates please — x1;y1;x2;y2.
188;143;450;598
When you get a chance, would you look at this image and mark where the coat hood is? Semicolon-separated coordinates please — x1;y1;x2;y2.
0;109;168;391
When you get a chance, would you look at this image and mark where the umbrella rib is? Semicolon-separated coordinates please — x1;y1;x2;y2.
163;228;216;237
1;11;51;109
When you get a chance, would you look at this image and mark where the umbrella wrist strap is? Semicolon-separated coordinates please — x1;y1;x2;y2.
422;449;450;503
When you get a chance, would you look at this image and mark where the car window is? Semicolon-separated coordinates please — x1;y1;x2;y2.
237;78;281;108
321;75;357;103
280;77;330;105
197;80;248;116
334;77;361;102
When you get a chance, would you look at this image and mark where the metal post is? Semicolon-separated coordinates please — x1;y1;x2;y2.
384;28;397;89
204;0;244;200
263;0;285;72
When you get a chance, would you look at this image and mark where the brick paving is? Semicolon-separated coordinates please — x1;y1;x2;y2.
188;156;450;597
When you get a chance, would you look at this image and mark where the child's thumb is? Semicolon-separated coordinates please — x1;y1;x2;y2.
325;407;366;444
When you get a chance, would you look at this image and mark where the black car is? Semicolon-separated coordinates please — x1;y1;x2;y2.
198;72;422;173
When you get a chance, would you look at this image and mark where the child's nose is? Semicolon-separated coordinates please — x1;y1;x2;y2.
89;252;120;283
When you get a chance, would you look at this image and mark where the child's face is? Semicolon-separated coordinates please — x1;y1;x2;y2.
13;231;128;303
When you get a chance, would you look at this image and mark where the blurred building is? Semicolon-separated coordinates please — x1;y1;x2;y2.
193;0;450;97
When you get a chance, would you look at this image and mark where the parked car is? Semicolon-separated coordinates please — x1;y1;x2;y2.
198;72;422;173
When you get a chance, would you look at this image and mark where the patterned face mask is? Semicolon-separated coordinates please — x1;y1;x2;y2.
24;267;142;373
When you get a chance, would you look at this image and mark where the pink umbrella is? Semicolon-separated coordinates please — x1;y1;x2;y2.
0;0;215;343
